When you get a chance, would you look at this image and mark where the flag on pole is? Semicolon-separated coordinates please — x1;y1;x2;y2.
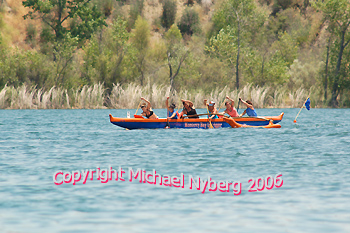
293;97;310;123
305;98;311;110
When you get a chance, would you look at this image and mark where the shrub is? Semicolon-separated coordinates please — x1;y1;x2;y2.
25;23;37;48
178;7;201;36
161;0;177;30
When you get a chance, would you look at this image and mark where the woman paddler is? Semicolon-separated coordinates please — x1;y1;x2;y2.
165;97;178;119
178;99;199;119
221;96;239;117
140;97;158;119
239;98;257;117
204;99;219;119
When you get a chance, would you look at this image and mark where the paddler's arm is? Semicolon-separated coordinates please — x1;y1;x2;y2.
169;111;176;119
181;99;194;108
165;97;170;108
239;98;254;110
226;96;235;107
141;97;151;110
178;110;186;119
239;110;246;117
203;99;208;107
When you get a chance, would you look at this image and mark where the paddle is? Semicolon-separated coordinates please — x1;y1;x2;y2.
184;113;226;118
217;99;226;112
206;106;214;129
237;98;241;113
135;100;142;115
165;109;170;128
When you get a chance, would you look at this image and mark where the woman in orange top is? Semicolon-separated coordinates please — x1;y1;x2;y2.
221;96;239;117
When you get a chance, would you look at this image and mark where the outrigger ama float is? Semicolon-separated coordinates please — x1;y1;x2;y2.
109;112;284;129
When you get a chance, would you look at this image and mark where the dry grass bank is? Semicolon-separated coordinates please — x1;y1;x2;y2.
0;83;318;109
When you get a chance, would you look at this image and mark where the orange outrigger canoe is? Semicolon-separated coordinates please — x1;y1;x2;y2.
109;112;284;129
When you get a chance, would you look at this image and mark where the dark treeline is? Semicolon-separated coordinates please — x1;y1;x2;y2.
0;0;349;107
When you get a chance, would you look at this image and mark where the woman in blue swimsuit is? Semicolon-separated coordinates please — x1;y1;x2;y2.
239;98;257;117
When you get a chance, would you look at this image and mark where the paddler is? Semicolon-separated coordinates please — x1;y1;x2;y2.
178;99;199;119
239;98;257;117
204;99;219;119
165;97;178;119
221;96;239;117
140;97;158;119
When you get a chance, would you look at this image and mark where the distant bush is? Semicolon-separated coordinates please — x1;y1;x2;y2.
25;23;37;48
128;0;144;29
161;0;177;30
186;0;195;6
100;0;114;17
178;7;201;36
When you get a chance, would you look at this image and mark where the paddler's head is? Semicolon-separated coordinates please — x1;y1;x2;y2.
208;101;215;111
246;100;253;106
169;103;176;111
141;104;148;113
225;101;231;109
183;101;190;110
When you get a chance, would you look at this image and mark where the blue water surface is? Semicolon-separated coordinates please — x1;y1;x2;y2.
0;108;349;232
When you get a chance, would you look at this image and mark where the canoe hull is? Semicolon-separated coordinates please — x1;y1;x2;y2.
109;113;284;129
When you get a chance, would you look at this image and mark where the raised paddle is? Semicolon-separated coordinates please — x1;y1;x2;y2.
135;100;142;115
237;98;241;113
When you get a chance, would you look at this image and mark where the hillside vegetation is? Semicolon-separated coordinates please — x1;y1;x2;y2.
0;0;349;109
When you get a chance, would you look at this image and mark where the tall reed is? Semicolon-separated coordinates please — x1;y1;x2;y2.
0;82;322;109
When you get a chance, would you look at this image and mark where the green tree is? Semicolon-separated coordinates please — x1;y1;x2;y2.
207;26;290;87
53;33;79;87
22;0;106;43
206;26;237;84
313;0;350;106
164;24;189;93
82;18;131;89
131;16;150;85
212;0;267;89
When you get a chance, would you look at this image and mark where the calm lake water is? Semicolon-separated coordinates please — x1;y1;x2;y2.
0;108;349;232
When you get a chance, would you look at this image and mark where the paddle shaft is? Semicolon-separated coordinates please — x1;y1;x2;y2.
237;99;241;113
166;109;170;128
184;113;226;118
217;99;226;112
206;106;214;129
135;100;142;115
